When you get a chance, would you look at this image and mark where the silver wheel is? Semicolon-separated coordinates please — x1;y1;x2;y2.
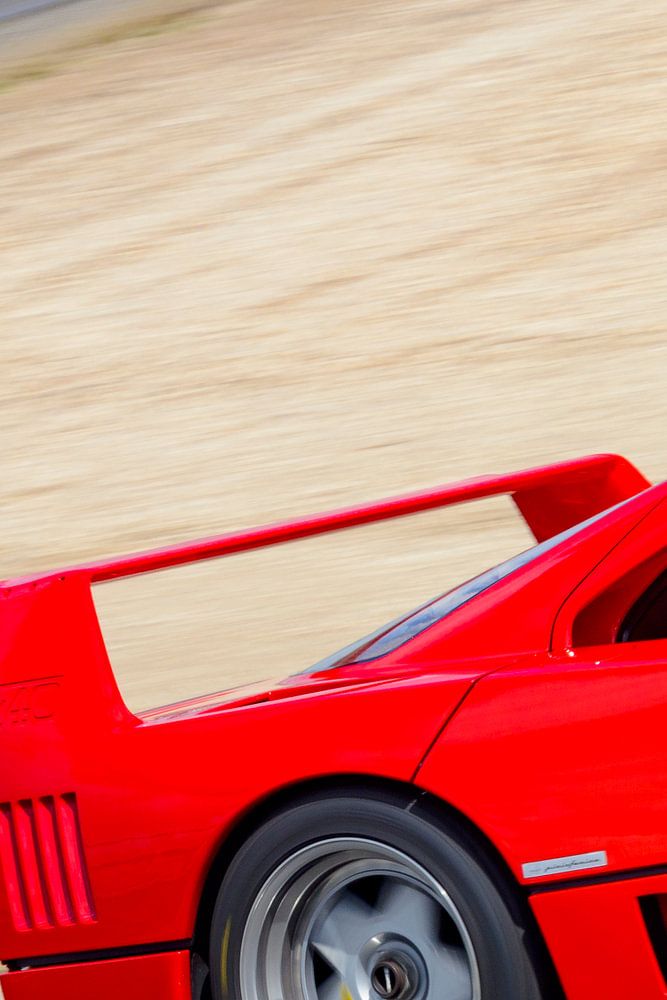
239;837;481;1000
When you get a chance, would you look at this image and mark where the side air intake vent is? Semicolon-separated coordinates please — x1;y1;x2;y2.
640;895;667;985
0;794;96;931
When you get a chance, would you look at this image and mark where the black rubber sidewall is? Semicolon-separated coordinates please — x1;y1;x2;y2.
210;792;542;1000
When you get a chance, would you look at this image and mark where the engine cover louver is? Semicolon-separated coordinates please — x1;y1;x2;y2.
0;794;96;931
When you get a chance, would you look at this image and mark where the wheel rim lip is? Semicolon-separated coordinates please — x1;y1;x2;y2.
238;836;482;1000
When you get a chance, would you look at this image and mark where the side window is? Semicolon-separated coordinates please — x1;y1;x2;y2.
570;551;667;648
618;568;667;643
555;500;667;652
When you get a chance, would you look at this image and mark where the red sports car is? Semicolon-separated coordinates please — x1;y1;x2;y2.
1;453;666;1000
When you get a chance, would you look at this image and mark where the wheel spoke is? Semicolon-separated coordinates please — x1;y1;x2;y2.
310;891;377;975
317;974;371;1000
431;942;473;1000
316;973;346;1000
375;878;440;941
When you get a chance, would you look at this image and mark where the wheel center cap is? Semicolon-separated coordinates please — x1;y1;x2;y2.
370;958;413;1000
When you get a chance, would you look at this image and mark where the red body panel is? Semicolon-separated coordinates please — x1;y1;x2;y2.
530;874;667;1000
0;574;480;962
1;950;191;1000
417;650;667;883
417;496;667;886
1;455;665;999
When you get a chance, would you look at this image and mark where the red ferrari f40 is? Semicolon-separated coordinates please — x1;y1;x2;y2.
1;454;666;1000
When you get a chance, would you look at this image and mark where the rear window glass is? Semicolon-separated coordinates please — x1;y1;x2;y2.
304;501;626;673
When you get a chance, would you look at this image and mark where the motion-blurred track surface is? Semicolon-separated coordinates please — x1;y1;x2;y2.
1;0;666;711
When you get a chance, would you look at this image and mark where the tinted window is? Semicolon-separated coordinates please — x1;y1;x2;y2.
305;502;625;673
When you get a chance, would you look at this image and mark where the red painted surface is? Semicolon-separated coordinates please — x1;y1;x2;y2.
1;950;191;1000
417;494;667;885
0;579;478;959
417;647;667;880
2;452;648;587
530;874;667;1000
1;454;665;999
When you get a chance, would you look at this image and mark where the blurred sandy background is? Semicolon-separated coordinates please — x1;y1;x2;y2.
1;0;666;726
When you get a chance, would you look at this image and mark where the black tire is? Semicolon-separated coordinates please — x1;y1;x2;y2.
210;788;544;1000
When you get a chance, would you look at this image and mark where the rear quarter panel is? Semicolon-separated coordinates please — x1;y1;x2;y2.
0;620;476;963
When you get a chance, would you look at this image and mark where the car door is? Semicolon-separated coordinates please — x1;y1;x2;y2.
417;498;667;879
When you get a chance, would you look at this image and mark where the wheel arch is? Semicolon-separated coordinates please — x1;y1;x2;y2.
191;773;564;999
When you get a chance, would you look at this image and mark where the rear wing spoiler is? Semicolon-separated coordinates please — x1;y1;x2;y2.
4;453;650;588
